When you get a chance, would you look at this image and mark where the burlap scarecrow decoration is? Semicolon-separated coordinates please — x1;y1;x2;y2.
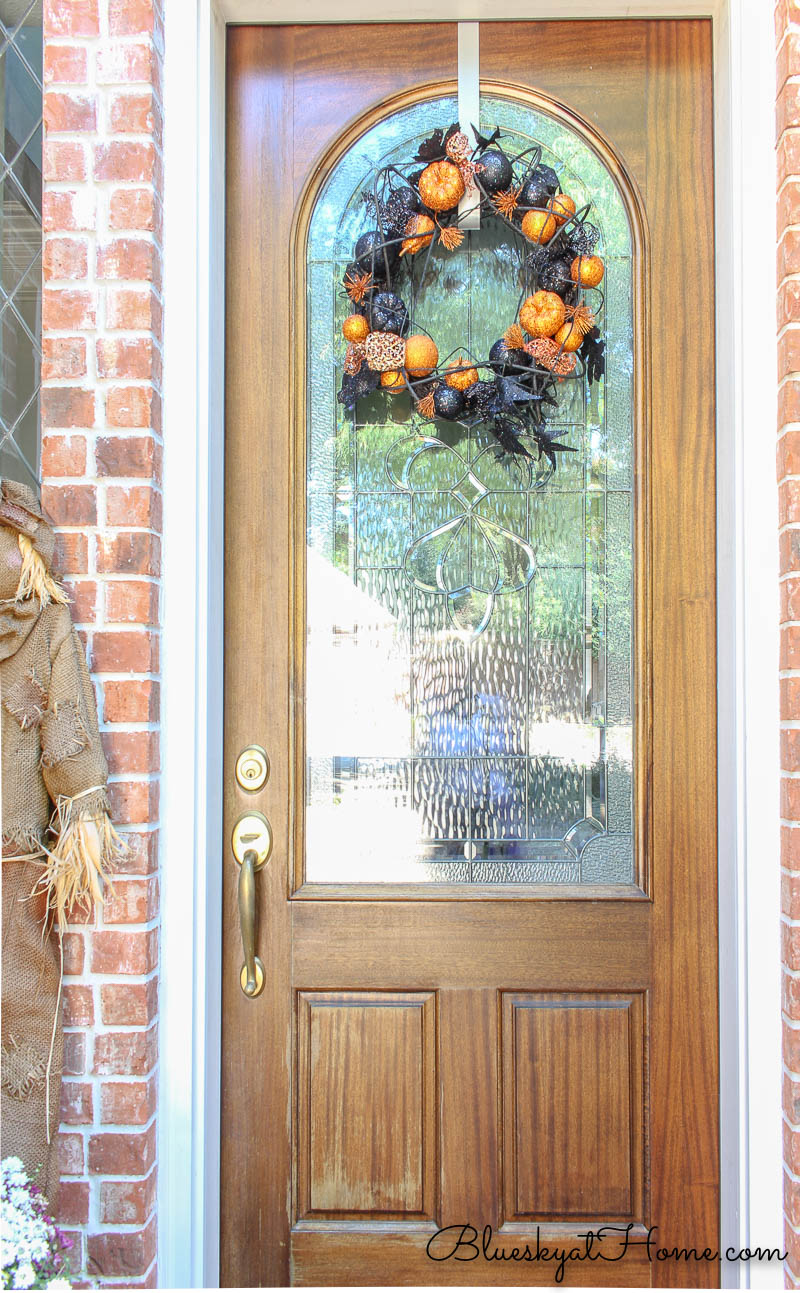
1;479;124;1203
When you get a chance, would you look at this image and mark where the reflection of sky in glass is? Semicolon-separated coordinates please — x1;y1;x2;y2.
306;94;635;886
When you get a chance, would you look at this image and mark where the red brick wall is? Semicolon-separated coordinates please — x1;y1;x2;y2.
41;0;163;1283
780;1;800;1286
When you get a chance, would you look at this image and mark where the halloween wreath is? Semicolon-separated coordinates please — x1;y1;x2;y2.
338;123;606;467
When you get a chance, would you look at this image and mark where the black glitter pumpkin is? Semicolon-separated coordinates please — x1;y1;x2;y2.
538;259;573;294
524;245;552;278
566;221;600;258
489;338;530;376
478;149;513;194
354;229;398;270
338;368;381;409
381;186;420;235
535;163;560;195
368;292;409;335
433;383;465;420
518;173;550;209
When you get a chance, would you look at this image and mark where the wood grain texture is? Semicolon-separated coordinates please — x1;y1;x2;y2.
644;20;719;1288
296;992;437;1220
222;26;296;1289
479;21;649;196
223;24;457;1288
502;993;645;1222
223;19;718;1288
439;989;500;1230
292;901;650;989
291;1229;654;1287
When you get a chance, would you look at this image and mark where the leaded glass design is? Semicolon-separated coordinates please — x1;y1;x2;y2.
305;94;635;885
0;0;42;489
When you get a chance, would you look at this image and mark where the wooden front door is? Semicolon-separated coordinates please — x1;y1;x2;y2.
222;20;717;1288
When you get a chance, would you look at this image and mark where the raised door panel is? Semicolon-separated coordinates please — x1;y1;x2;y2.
296;991;438;1222
501;991;646;1222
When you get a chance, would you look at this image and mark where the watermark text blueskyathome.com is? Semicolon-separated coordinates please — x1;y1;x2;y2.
425;1223;786;1283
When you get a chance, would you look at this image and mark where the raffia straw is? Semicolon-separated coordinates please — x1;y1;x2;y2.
37;800;125;928
16;535;69;606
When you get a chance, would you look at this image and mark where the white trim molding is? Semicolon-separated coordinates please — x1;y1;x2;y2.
713;2;782;1287
161;0;225;1287
219;0;730;24
160;3;782;1288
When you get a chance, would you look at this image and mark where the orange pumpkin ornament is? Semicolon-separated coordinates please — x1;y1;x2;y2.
381;369;405;391
342;313;369;343
521;209;557;244
554;321;584;353
404;334;439;377
445;357;479;391
571;254;605;287
418;161;465;213
548;193;576;225
519;291;566;339
399;213;435;256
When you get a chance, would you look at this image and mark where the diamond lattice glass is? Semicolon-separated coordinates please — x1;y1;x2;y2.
0;0;42;489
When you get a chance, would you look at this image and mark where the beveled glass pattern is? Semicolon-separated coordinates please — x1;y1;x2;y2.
0;0;42;489
305;95;635;885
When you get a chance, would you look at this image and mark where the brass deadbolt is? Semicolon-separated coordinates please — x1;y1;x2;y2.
235;744;269;792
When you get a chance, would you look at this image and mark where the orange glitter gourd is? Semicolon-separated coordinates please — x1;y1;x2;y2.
548;193;576;225
519;291;566;339
404;334;439;377
399;213;435;256
444;357;479;391
553;321;584;353
342;313;369;343
570;254;605;287
521;209;557;244
418;161;465;213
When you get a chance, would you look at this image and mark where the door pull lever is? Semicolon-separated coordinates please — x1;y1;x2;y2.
231;812;272;999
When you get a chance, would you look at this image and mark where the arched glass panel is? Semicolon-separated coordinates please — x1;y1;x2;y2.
304;93;635;886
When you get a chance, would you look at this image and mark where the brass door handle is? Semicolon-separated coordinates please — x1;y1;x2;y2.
231;812;272;999
238;850;264;997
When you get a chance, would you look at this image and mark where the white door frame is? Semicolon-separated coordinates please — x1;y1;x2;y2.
160;2;782;1287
